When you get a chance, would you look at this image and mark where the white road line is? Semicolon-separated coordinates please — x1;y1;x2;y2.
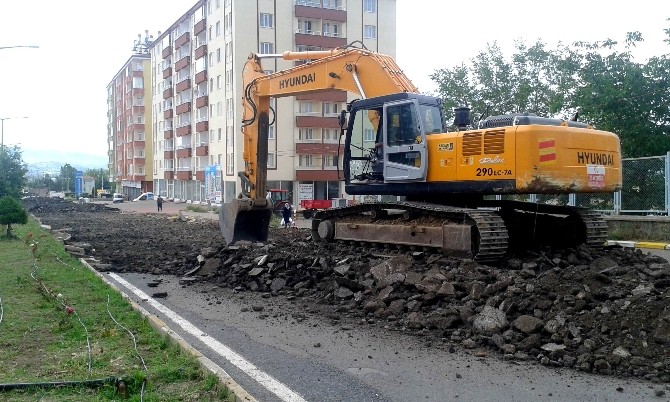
108;273;307;402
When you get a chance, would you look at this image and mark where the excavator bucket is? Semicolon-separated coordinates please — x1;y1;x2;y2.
219;198;274;244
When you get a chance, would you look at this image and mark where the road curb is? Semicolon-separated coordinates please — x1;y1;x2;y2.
79;259;256;402
606;240;670;250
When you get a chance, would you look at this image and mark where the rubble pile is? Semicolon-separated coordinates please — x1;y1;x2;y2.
25;196;670;383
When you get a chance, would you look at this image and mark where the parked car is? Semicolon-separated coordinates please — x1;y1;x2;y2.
132;192;154;201
112;193;124;203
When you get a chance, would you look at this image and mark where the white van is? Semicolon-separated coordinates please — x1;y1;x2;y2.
112;193;124;203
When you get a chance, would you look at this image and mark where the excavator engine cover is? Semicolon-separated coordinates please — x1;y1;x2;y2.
220;198;273;244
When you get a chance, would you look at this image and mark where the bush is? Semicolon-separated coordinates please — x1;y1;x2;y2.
0;196;28;237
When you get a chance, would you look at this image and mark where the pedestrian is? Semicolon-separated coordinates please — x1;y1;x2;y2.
156;195;163;212
281;203;293;228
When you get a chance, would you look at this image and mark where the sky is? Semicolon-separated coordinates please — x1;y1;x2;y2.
0;0;668;163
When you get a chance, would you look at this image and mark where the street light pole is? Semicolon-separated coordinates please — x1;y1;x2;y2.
0;117;29;147
0;45;39;50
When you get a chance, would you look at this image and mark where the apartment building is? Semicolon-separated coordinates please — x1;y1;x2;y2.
106;43;154;200
148;0;396;204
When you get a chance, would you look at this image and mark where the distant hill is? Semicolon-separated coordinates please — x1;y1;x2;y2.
21;149;108;177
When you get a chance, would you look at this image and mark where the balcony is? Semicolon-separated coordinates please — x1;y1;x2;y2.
176;125;192;137
295;32;346;48
133;156;145;166
195;44;207;59
164;150;174;159
162;45;172;59
163;67;172;79
127;123;145;132
195;144;208;156
296;169;340;181
195;95;208;108
133;174;146;181
196;120;208;132
296;143;343;154
296;90;347;102
176;170;192;180
131;88;144;96
164;129;174;139
195;70;207;84
296;115;339;128
194;19;206;35
132;69;144;77
176;78;191;91
175;32;190;47
132;105;145;114
164;109;173;119
295;3;346;22
175;56;191;71
195;170;205;181
176;147;192;158
164;171;174;180
163;87;173;99
176;101;191;115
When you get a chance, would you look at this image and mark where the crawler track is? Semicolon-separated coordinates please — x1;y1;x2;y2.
312;201;607;263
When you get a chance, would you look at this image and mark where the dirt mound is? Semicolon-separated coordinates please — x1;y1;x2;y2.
25;197;670;383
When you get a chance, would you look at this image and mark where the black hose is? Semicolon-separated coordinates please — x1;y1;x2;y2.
0;376;118;391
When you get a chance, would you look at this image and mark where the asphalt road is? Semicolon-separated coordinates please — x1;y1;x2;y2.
104;273;665;402
98;200;669;401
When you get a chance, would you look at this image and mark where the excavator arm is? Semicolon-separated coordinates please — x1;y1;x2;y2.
220;45;419;244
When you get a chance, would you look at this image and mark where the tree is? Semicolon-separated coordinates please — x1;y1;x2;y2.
0;146;28;198
60;163;77;192
430;24;670;157
0;196;28;237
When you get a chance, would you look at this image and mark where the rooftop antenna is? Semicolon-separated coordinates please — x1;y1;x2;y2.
132;30;157;54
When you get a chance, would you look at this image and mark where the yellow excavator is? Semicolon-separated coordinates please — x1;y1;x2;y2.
220;44;622;262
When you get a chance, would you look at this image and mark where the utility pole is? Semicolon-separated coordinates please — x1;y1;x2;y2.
0;116;29;147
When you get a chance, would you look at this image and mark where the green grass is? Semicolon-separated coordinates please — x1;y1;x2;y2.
0;219;234;401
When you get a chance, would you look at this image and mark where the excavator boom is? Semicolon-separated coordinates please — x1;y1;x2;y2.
220;45;418;244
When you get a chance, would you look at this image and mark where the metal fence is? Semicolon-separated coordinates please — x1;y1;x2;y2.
497;152;670;215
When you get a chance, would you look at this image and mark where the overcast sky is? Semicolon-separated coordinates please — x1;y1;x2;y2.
0;0;667;160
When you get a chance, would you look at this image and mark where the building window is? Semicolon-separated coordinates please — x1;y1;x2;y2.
364;25;376;39
267;153;276;168
324;155;338;167
298;19;313;34
226;126;234;146
224;13;232;34
217;75;222;89
364;0;376;12
218;128;222;141
260;42;274;54
208;25;212;40
216;48;221;63
217;102;223;116
268;125;275;140
363;128;375;142
209;52;213;67
324;128;337;142
216;21;221;36
260;13;273;28
226;98;234;118
323;22;340;37
226;153;234;175
299;155;314;167
299;128;313;140
299;101;313;114
323;0;341;10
